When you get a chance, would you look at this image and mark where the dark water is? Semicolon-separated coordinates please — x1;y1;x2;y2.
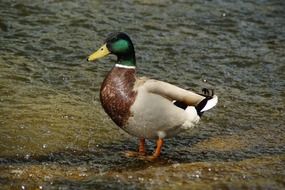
0;0;284;189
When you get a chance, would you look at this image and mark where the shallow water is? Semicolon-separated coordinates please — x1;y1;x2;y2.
0;0;284;189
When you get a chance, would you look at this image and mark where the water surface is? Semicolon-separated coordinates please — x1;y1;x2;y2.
0;0;284;189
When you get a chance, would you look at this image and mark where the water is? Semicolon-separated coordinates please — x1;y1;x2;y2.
0;0;284;189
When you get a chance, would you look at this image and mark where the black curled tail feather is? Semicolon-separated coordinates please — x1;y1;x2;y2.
200;88;214;97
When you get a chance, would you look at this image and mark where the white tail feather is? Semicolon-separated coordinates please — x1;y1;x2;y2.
201;95;218;112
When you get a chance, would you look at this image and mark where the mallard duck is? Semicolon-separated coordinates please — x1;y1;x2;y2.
87;32;218;160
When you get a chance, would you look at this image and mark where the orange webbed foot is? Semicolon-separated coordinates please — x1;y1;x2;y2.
124;138;164;161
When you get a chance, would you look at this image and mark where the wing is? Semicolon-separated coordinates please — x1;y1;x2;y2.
143;79;205;106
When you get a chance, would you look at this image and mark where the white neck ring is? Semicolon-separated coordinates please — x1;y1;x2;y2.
115;64;136;69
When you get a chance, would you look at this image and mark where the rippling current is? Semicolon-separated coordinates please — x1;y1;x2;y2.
0;0;284;189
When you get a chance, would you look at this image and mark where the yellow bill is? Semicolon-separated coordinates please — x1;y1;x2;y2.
87;44;110;62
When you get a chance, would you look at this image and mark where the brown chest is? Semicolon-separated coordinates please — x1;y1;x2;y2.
100;67;137;127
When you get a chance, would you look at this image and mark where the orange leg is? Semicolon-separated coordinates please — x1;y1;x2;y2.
138;138;146;155
148;138;164;160
125;138;146;157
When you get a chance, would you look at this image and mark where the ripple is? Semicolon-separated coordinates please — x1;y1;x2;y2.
0;0;284;189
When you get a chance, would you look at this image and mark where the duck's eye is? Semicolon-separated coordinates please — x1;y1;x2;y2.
101;48;104;51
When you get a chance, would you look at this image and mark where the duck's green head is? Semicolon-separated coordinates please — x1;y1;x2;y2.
87;32;136;67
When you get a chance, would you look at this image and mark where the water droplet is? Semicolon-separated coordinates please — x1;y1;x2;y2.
172;163;180;168
79;173;87;177
21;185;25;190
39;186;43;190
24;154;30;160
192;170;202;178
43;144;48;149
222;13;226;17
44;175;51;181
203;79;207;83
